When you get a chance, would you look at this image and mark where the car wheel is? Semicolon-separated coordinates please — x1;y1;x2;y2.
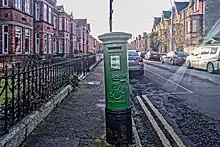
161;58;164;64
186;61;191;69
170;59;174;65
139;70;144;75
207;63;214;74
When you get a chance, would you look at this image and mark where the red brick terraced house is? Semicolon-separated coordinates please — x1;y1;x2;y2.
0;0;34;61
75;19;90;53
53;2;59;53
57;5;71;54
184;0;204;53
88;35;94;53
70;12;77;54
34;0;56;55
76;24;83;53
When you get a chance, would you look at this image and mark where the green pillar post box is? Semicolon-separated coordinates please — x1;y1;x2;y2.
98;32;132;146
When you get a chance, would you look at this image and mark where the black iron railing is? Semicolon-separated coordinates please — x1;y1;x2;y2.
0;54;97;136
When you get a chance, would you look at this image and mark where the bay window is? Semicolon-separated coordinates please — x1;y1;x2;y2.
15;0;22;9
44;4;47;22
44;34;47;53
2;25;8;54
25;0;30;14
35;2;40;20
35;33;40;53
15;26;22;54
25;29;30;53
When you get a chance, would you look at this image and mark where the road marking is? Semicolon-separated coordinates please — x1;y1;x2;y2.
136;96;172;147
132;117;143;147
143;92;192;96
142;95;186;147
147;70;194;94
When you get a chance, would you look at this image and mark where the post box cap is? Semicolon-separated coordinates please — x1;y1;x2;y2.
98;32;132;44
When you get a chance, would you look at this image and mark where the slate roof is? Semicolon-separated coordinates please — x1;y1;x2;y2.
174;2;189;13
162;11;171;19
75;19;87;27
154;17;161;26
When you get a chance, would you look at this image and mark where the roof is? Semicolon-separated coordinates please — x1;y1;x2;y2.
153;17;161;27
56;5;64;11
174;2;189;13
75;19;87;27
162;11;171;19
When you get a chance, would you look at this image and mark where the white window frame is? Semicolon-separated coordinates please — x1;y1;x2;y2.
48;7;52;24
53;37;57;53
2;25;8;54
15;26;22;54
35;2;40;20
15;0;22;10
35;33;40;53
44;3;47;22
3;0;8;6
53;16;56;29
44;33;47;53
48;35;52;53
59;39;63;53
64;18;66;31
59;17;62;30
192;20;197;32
187;21;191;33
194;0;199;12
25;29;30;54
25;0;30;14
64;39;67;53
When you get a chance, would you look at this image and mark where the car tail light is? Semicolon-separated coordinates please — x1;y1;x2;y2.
137;57;143;62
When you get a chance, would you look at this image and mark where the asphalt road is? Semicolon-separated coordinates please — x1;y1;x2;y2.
131;60;220;147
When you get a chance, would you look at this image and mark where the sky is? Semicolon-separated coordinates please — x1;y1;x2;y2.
57;0;181;40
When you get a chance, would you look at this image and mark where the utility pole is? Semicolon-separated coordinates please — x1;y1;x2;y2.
170;0;175;51
109;0;113;32
171;6;175;51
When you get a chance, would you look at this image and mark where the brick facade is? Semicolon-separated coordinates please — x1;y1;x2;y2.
203;0;220;37
0;0;34;61
0;0;97;62
70;13;77;53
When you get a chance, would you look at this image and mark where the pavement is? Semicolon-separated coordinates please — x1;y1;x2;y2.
22;62;105;147
21;59;220;147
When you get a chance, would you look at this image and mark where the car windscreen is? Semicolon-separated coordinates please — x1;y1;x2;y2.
175;51;187;57
128;51;139;56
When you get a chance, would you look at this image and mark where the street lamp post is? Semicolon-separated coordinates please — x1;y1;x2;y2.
109;0;113;32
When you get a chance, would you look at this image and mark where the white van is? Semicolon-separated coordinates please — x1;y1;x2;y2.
186;45;220;73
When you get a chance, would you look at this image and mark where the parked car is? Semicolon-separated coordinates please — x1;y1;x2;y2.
128;50;144;75
161;51;188;65
139;51;147;58
145;50;160;61
186;46;220;73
